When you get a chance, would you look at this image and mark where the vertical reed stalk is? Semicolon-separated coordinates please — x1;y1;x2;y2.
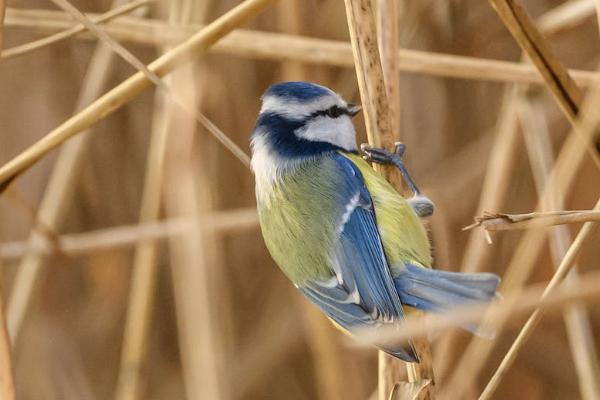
344;0;434;398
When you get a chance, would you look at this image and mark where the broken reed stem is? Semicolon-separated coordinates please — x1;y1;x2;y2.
5;10;600;86
344;0;434;398
479;198;600;400
0;0;276;193
466;210;600;231
0;0;153;59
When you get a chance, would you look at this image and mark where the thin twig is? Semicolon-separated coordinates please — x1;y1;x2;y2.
4;10;600;86
0;0;276;193
465;210;600;231
0;0;153;59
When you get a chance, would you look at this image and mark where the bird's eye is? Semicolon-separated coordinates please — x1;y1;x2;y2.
325;106;343;118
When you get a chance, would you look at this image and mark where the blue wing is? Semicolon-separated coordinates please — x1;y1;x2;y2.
299;153;417;362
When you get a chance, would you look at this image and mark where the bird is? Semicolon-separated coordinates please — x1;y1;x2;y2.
250;81;500;362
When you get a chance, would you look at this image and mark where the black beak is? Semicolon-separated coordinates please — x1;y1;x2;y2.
347;103;362;117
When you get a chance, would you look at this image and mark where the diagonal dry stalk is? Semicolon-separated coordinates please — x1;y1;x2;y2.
0;0;276;193
5;9;600;86
488;0;600;171
517;90;600;399
344;0;434;398
444;63;600;399
0;0;152;59
479;199;600;399
435;0;599;380
5;0;132;345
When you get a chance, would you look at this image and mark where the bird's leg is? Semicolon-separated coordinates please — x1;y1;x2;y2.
361;142;435;217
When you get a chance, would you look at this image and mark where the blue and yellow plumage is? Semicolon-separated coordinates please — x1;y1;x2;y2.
251;82;499;362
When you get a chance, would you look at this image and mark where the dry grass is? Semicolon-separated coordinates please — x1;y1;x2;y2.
0;0;599;399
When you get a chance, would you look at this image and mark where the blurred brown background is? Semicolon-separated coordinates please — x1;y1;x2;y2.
0;0;599;399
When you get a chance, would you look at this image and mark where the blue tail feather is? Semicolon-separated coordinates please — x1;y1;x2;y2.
394;264;500;335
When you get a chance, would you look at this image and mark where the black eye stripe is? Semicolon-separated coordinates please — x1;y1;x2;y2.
310;105;348;119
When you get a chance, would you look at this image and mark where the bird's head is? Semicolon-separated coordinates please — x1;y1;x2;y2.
251;82;361;171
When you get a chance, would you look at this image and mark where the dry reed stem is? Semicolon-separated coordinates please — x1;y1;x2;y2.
488;0;600;171
113;25;173;400
489;0;582;121
375;2;407;399
479;197;600;399
0;0;152;59
0;208;258;261
357;267;600;347
0;287;14;400
518;93;600;400
537;0;598;35
48;0;251;171
344;0;434;398
437;0;598;379
0;0;5;51
0;0;276;193
162;1;232;399
445;67;600;399
0;4;17;398
5;0;130;344
433;88;522;381
467;210;600;231
5;10;600;87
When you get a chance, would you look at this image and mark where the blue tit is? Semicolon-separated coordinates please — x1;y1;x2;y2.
250;81;500;362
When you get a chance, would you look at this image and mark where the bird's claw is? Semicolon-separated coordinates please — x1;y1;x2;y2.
360;142;405;166
360;142;435;218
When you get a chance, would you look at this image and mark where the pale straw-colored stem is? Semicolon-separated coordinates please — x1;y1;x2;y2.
469;210;600;231
344;0;434;398
518;91;600;399
479;198;600;400
0;0;153;59
0;0;276;192
4;10;600;86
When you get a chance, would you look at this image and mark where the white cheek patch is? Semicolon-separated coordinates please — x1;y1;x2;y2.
295;115;357;152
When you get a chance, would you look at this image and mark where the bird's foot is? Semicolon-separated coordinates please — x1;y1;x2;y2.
360;142;435;218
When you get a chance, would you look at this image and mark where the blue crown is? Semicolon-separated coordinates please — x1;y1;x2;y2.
263;82;330;101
